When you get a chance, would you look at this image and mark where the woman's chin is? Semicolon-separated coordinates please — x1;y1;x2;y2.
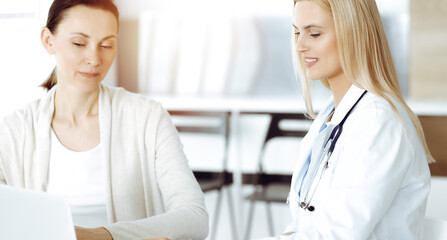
63;80;102;94
306;73;320;81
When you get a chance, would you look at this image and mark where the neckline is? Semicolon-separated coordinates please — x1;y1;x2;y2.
50;128;100;154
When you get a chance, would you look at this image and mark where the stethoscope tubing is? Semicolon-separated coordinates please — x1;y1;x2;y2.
299;90;367;212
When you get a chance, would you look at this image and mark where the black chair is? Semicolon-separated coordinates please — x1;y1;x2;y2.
169;110;238;240
244;113;310;239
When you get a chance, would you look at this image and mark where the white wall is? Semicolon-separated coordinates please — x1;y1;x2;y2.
116;0;293;19
0;1;52;118
0;0;117;119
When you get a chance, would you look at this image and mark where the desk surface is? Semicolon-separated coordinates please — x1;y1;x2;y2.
151;95;447;116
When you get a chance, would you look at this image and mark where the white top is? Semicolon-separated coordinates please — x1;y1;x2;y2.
47;129;108;228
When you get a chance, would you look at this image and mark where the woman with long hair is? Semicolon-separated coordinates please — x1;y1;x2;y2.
0;1;208;239
262;0;432;239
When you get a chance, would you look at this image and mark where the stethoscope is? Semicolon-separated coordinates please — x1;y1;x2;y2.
299;90;367;212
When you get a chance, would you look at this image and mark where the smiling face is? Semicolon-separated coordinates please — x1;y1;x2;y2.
293;1;345;82
42;5;117;93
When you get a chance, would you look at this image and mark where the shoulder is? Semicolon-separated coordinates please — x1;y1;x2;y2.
344;91;420;153
0;97;47;151
0;109;26;141
0;98;44;130
101;85;171;128
350;92;412;129
102;85;165;113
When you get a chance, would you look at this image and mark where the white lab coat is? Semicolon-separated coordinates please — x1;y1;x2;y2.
264;85;431;240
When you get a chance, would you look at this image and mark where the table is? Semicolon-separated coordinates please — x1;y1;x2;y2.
153;95;447;175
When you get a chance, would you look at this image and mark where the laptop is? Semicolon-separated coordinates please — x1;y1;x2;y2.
0;184;77;240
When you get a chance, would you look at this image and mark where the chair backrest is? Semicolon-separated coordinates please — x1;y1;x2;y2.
168;110;231;184
251;113;310;186
263;113;309;144
259;113;310;171
424;217;447;240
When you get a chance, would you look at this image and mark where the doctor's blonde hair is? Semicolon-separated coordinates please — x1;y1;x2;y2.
292;0;434;163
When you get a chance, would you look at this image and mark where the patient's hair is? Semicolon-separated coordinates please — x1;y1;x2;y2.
40;0;119;91
292;0;434;163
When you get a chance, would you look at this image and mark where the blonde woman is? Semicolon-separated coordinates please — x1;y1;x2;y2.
262;0;433;239
0;0;207;240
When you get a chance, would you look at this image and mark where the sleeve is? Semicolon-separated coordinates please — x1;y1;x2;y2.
0;163;5;185
290;106;416;239
283;220;298;235
106;103;209;240
0;117;9;185
0;112;27;186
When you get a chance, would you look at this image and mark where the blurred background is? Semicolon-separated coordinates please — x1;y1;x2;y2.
0;0;446;239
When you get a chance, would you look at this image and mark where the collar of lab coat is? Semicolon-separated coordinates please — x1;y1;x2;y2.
327;84;366;126
291;84;366;194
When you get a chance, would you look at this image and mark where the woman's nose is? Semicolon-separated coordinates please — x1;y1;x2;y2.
295;36;308;53
86;48;100;66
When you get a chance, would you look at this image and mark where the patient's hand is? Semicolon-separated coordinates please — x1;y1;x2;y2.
75;226;113;240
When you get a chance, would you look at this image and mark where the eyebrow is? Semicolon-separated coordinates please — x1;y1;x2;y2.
292;24;323;30
70;32;117;41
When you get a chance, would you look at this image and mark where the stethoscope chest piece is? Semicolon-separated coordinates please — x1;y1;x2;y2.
300;201;315;212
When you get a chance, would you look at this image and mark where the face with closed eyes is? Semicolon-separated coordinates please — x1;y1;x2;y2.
41;5;117;92
293;1;344;82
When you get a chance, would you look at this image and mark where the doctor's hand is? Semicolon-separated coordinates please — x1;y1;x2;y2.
75;226;113;240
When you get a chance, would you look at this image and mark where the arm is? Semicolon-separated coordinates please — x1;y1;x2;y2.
0;163;5;185
0;117;9;185
282;219;298;236
106;104;208;240
0;132;6;184
0;111;27;186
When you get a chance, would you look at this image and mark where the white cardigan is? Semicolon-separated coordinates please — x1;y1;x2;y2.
0;85;208;240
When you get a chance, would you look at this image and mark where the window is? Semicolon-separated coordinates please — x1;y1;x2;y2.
0;1;54;117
